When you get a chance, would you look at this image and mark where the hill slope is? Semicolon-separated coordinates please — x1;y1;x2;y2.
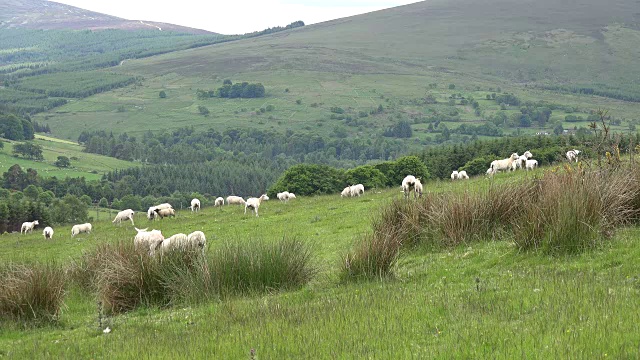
0;0;214;34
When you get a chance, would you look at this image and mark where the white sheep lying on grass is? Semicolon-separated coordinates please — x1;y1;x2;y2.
566;149;581;162
525;159;538;170
43;226;54;240
226;196;246;205
71;223;92;237
21;220;39;234
490;153;519;174
113;209;135;226
245;194;269;217
190;198;200;212
214;197;224;207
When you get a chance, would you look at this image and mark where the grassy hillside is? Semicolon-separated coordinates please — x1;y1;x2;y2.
1;169;640;357
0;135;137;180
32;0;640;147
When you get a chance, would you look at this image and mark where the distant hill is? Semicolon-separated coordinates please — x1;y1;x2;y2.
0;0;214;34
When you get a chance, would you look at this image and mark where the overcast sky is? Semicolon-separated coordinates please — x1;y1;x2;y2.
50;0;417;34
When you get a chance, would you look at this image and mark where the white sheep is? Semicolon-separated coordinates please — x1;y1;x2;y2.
490;153;520;174
157;233;189;254
214;197;224;207
341;187;352;198
515;155;528;170
226;196;246;205
21;220;39;234
288;193;296;199
457;170;469;179
414;178;423;198
451;171;459;180
71;223;92;237
113;209;135;226
134;227;164;252
486;167;495;176
155;203;173;210
523;150;533;159
402;175;420;199
351;184;365;197
245;194;269;217
187;231;207;249
147;207;158;220
277;191;291;202
154;207;175;219
190;198;201;212
566;149;581;162
525;159;538;170
42;226;54;240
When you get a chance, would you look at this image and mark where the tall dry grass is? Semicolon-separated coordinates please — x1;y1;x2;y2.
342;165;640;280
0;263;66;323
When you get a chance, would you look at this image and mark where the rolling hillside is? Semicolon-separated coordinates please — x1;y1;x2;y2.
0;0;214;34
33;0;640;147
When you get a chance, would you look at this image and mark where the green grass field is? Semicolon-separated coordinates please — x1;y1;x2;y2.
0;135;137;180
2;168;639;358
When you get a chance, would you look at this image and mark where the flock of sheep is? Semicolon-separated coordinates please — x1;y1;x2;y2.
17;148;582;245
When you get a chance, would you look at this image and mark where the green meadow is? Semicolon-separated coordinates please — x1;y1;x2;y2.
1;168;639;358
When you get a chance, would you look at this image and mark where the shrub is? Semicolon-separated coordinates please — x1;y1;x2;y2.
0;263;66;323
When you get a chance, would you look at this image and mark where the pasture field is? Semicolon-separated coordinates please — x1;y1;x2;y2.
1;168;639;358
0;136;137;181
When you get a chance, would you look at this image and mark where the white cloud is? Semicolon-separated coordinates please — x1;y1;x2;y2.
48;0;416;34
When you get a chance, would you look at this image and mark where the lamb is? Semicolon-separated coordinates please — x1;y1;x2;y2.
20;220;39;234
451;171;459;180
486;168;495;176
226;196;246;205
42;226;54;240
147;203;174;220
154;207;175;219
190;198;200;212
133;227;164;252
113;209;135;226
214;197;224;207
351;184;365;197
525;159;538;170
566;149;581;162
414;178;423;198
71;223;92;237
277;191;291;202
457;170;469;179
402;175;420;199
490;153;520;174
341;187;352;198
245;194;269;217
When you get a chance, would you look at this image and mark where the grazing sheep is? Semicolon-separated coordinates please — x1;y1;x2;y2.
341;187;352;198
42;226;54;240
277;191;291;202
451;171;459;180
566;149;581;162
226;196;246;205
214;197;225;207
515;155;528;170
157;233;189;254
486;167;496;176
414;178;423;198
457;170;469;179
133;227;164;252
490;153;520;174
71;223;92;237
525;159;538;170
351;184;365;197
190;198;201;212
245;194;269;217
113;209;135;226
402;175;420;199
154;207;175;219
288;193;296;199
155;203;173;210
20;220;39;234
187;231;207;249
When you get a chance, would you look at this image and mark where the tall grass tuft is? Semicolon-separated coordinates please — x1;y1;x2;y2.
79;237;316;314
0;263;66;323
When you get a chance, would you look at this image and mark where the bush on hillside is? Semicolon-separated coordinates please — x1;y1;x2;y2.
268;163;345;197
